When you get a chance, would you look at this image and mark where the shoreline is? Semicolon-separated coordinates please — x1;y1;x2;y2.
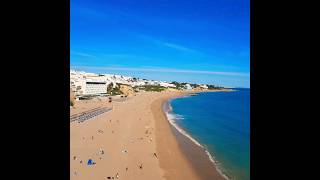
70;90;231;180
151;92;201;180
161;93;229;180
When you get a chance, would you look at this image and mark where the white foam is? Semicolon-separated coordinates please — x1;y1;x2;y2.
163;100;231;180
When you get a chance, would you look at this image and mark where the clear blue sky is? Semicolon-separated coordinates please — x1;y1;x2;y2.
71;0;250;88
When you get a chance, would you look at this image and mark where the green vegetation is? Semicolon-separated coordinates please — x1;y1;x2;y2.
171;81;223;90
171;81;186;89
190;83;199;88
138;85;167;92
207;84;223;89
107;82;124;95
107;83;114;94
110;86;123;95
207;84;216;89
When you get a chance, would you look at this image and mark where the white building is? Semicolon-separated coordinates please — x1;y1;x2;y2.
200;84;208;89
70;69;181;95
70;71;112;96
131;81;145;87
159;82;176;88
84;81;107;95
185;84;192;90
70;73;86;96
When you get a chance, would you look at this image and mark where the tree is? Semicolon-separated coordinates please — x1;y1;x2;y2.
107;82;113;94
171;81;185;89
207;84;216;89
111;84;123;95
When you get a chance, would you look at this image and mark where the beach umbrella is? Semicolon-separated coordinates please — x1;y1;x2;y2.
87;159;93;165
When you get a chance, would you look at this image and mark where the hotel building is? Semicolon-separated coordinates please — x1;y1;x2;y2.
84;79;107;95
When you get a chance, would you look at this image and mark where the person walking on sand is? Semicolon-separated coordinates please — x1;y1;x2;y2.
99;148;104;155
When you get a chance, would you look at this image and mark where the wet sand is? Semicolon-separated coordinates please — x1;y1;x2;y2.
172;123;227;180
151;94;201;180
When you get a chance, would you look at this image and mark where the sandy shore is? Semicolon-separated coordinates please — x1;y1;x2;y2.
70;91;226;180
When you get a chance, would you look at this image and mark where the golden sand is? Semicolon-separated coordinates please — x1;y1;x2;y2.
70;91;225;180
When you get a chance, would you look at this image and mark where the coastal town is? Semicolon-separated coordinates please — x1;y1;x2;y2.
70;70;231;180
70;69;226;105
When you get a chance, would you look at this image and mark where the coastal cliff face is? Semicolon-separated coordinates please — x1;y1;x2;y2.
193;86;206;91
165;88;181;92
119;84;135;96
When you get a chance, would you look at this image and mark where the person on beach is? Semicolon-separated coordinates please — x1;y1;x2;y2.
99;148;104;155
87;159;95;165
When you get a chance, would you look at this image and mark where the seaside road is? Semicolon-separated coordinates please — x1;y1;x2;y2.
70;107;112;123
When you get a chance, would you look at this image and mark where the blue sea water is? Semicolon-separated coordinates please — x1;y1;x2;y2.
169;88;250;180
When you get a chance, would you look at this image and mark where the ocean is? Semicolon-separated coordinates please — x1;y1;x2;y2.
166;88;250;180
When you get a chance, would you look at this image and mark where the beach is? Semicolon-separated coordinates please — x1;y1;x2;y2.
70;91;227;180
